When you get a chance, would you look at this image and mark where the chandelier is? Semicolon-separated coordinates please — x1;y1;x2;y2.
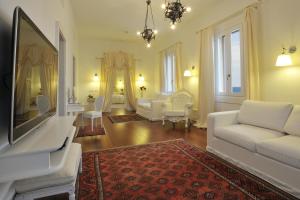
137;0;158;48
161;0;191;30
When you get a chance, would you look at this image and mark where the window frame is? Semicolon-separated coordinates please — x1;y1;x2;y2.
214;15;246;103
163;51;176;94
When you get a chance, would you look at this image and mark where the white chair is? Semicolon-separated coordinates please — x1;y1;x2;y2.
83;96;104;131
162;90;193;129
36;95;50;115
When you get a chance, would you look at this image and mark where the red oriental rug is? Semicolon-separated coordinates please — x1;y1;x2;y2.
77;139;297;200
108;114;146;124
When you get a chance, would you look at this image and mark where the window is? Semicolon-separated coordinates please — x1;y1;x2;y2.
215;19;244;99
164;52;176;93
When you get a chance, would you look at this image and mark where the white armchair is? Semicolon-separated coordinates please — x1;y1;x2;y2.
162;90;193;129
136;94;170;121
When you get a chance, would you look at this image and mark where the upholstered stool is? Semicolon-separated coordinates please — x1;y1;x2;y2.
15;143;82;200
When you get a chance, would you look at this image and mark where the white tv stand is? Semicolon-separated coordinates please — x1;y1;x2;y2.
0;116;77;183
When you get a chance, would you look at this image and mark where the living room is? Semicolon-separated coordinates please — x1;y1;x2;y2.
0;0;299;199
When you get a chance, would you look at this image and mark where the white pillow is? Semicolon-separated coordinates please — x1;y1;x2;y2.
284;105;300;136
238;100;293;132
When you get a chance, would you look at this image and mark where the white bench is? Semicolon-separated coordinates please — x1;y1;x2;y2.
14;143;82;200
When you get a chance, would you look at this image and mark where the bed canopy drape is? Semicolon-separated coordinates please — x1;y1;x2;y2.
100;51;136;112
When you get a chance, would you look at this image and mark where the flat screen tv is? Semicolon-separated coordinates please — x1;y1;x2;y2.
10;7;58;144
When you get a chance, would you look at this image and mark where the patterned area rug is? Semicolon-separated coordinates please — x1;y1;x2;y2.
108;114;146;123
77;139;296;200
76;125;106;137
73;114;106;137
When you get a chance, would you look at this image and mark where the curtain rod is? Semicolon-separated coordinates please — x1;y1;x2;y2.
195;1;260;34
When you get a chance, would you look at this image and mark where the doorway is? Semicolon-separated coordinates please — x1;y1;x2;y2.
58;31;66;116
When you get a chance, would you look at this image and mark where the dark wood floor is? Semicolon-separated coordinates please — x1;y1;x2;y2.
73;108;207;152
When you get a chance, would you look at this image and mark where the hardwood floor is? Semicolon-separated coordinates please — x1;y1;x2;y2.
73;108;207;152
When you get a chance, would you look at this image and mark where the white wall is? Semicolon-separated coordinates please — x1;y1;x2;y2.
152;0;255;110
259;0;300;104
77;37;156;103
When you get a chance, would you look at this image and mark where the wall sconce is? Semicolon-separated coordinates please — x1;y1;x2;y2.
276;46;296;67
184;66;195;77
137;74;145;88
93;73;99;81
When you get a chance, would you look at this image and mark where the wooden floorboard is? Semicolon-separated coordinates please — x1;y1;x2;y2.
73;108;207;152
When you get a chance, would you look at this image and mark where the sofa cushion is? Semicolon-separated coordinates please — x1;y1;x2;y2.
138;102;151;109
215;124;285;152
238;100;293;132
15;143;82;193
257;135;300;169
284;105;300;136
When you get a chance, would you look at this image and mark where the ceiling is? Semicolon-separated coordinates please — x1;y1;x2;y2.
71;0;220;41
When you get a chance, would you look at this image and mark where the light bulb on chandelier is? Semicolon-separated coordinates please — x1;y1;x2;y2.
186;6;191;12
146;43;151;48
170;22;176;30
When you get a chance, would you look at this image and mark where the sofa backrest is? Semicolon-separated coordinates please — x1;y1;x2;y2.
284;105;300;136
156;93;171;100
238;100;293;132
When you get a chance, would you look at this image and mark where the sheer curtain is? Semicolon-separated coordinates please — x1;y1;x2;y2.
159;42;183;92
159;51;166;93
123;53;136;110
100;53;117;112
243;5;261;100
195;27;215;128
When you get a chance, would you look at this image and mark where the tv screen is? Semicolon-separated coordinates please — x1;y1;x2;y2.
10;7;58;144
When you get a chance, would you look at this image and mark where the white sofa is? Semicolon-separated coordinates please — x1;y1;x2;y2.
136;93;170;121
207;100;300;198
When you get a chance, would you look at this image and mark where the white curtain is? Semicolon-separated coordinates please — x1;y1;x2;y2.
243;5;261;100
100;53;117;112
196;27;215;128
123;54;136;110
100;51;136;112
159;42;183;92
159;51;166;93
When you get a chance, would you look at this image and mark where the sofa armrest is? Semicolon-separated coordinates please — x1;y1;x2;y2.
207;110;239;144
